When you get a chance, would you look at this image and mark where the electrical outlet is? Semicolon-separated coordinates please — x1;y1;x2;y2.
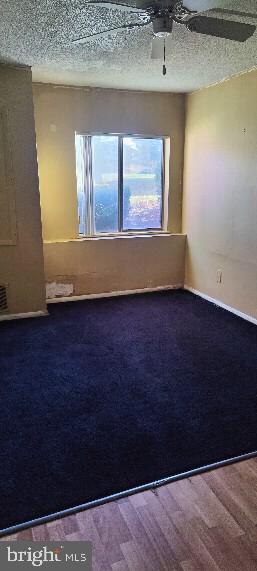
217;269;222;284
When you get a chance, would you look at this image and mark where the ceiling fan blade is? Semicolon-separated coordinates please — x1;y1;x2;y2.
151;37;164;59
187;16;256;42
73;22;149;45
211;8;257;21
84;1;147;12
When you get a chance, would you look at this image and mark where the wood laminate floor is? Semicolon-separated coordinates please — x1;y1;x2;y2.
2;459;257;570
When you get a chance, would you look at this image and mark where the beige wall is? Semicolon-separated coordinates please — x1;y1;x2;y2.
0;66;46;315
33;84;185;240
33;84;186;297
183;69;257;319
44;235;186;296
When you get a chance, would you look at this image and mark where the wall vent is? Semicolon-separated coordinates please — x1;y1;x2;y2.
0;284;8;313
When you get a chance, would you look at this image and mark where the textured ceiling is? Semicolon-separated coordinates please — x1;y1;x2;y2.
0;0;256;92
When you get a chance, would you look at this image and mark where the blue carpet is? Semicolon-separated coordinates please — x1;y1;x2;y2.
0;290;256;533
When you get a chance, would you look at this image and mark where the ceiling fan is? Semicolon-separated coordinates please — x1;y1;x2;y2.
73;1;256;74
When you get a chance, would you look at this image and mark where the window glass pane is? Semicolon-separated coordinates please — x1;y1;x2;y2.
92;135;119;233
123;137;163;230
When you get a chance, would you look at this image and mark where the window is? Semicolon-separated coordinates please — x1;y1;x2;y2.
75;134;168;236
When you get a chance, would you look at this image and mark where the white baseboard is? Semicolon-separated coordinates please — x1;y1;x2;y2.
47;284;183;304
184;286;257;326
0;310;48;322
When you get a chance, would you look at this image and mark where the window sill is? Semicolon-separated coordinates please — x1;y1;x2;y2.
79;231;171;241
44;232;186;244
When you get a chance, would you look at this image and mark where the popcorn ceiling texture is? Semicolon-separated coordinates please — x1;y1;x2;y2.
0;0;256;92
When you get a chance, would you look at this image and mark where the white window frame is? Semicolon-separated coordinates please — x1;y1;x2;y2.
75;132;170;237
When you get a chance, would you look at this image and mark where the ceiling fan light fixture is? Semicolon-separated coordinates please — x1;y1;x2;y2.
153;16;173;38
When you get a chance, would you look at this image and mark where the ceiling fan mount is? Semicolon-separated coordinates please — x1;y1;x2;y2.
153;16;174;38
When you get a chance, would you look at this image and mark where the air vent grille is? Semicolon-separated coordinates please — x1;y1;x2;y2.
0;284;8;312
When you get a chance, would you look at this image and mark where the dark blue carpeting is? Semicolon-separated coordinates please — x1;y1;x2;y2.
0;290;256;533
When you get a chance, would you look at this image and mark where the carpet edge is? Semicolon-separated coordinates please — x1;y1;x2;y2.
1;449;257;538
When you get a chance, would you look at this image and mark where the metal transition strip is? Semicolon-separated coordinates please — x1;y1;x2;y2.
1;450;257;538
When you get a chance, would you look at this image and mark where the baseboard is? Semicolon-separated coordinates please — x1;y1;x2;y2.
47;284;183;304
184;286;257;326
0;310;48;322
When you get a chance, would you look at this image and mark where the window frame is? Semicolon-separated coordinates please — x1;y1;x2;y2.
75;132;169;237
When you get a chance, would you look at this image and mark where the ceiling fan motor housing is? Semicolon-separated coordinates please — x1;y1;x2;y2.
153;16;173;37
